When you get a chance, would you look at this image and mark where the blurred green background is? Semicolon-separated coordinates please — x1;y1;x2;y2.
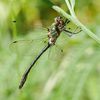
0;0;100;100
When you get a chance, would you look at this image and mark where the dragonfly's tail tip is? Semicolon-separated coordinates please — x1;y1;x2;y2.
19;84;23;89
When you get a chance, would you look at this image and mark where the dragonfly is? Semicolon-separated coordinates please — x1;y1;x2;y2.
11;16;81;89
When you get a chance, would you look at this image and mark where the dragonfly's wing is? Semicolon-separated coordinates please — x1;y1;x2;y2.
63;27;81;37
30;27;49;38
48;44;64;62
10;36;48;57
10;25;50;56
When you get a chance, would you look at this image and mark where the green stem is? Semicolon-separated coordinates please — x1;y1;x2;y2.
65;0;72;14
52;6;100;44
65;0;75;16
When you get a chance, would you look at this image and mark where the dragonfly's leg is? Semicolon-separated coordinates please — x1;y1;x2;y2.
63;29;76;37
73;27;82;34
64;19;70;25
64;27;82;37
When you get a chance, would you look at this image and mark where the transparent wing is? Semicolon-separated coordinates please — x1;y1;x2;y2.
10;39;48;57
47;44;64;62
10;29;49;57
29;27;49;38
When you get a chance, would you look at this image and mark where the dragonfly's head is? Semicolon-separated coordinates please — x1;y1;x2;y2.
54;16;62;23
54;16;65;31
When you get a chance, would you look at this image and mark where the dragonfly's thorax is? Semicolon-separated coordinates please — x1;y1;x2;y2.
48;16;65;45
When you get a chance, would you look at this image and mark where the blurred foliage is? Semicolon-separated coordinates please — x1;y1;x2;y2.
0;0;100;100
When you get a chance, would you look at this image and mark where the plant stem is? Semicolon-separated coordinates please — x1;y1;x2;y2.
52;6;100;44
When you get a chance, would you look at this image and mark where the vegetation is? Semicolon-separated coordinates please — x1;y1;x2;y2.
0;0;100;100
